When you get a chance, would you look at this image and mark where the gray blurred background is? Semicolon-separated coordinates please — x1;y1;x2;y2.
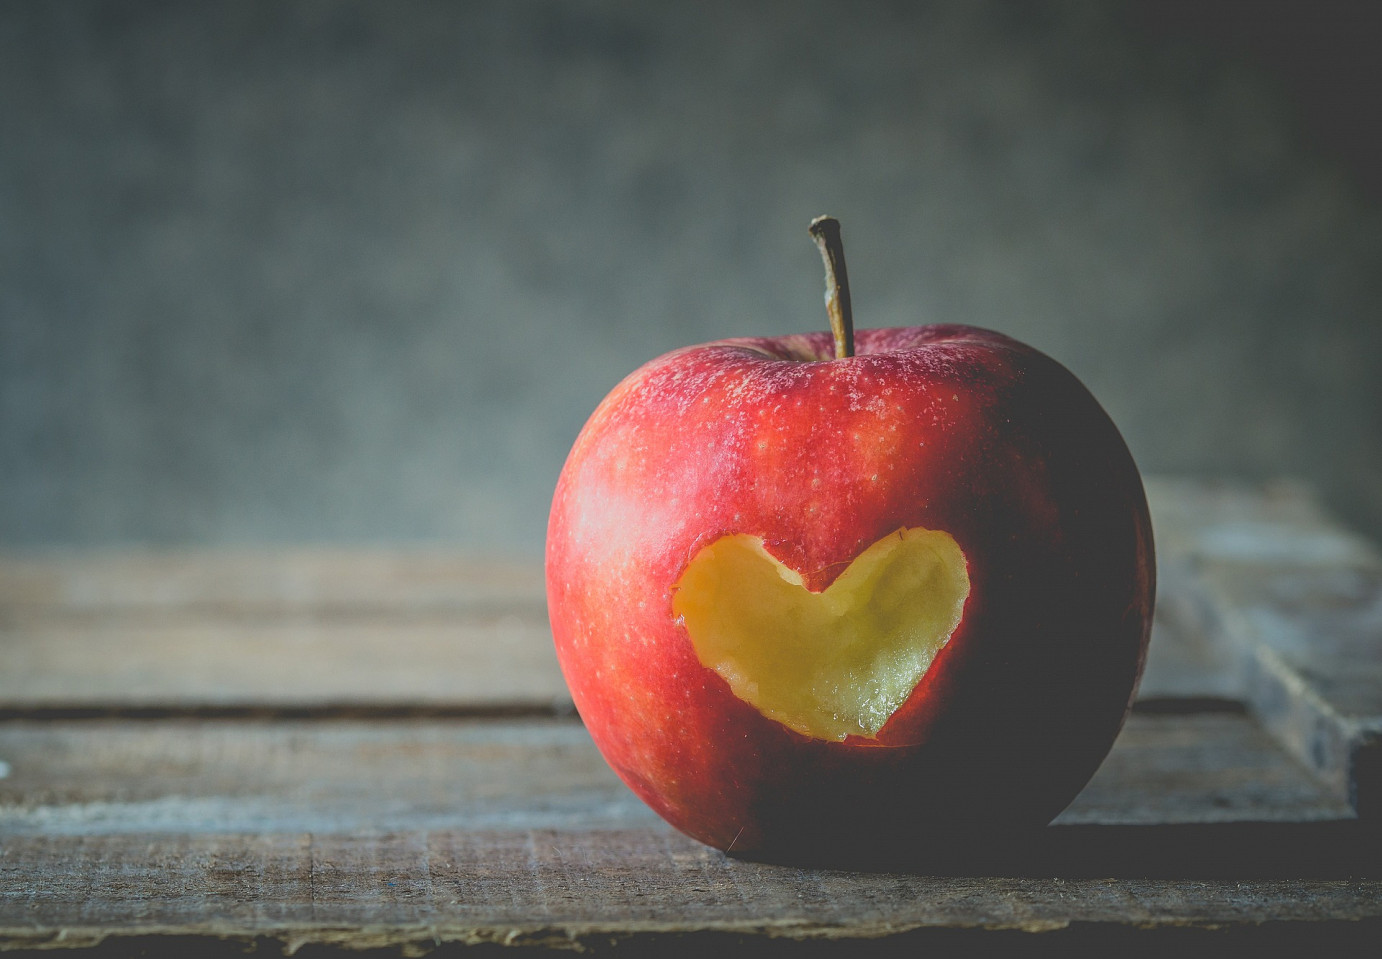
3;0;1380;558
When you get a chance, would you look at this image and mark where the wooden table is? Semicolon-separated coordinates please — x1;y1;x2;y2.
1;479;1379;955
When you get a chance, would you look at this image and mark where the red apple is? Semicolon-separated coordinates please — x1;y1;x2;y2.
545;218;1154;857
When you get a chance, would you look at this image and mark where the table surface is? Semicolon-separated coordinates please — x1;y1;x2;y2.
1;478;1379;956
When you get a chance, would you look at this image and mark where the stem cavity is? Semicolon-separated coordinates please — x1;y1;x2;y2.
808;215;854;359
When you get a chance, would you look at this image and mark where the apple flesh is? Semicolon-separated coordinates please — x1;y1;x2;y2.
546;325;1154;856
674;526;969;742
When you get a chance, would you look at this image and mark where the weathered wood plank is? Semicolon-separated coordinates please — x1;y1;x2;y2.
0;549;568;712
0;717;654;835
13;711;1368;951
0;618;568;713
0;615;1212;714
2;480;1377;812
0;714;1355;837
1145;478;1377;570
0;549;545;617
0;483;1260;711
1135;600;1242;703
0;603;1225;714
0;482;1376;954
1146;478;1382;817
3;828;1379;954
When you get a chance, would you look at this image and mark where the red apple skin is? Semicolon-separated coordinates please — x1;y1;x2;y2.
546;325;1154;856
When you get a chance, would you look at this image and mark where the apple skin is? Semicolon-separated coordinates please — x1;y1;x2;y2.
546;325;1154;857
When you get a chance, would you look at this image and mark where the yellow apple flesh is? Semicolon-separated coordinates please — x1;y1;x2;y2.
673;527;969;741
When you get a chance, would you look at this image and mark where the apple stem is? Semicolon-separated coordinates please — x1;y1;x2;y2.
808;215;854;359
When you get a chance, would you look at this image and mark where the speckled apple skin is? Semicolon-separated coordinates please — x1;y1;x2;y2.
546;326;1154;855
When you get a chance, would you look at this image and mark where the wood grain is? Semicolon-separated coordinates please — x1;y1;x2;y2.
0;714;1352;838
0;617;568;713
1146;477;1382;817
0;549;546;617
1;480;1380;953
0;487;1274;712
0;550;566;712
1;712;1367;954
4;829;1379;955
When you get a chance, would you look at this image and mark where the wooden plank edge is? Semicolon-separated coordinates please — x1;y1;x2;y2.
6;916;1382;956
1154;481;1382;819
0;698;1234;723
1245;646;1382;821
0;700;577;722
1168;575;1382;819
0;548;547;618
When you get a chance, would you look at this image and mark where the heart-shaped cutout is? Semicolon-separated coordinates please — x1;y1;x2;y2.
672;527;970;741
